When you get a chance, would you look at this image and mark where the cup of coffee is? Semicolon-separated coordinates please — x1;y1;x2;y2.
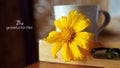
54;5;110;40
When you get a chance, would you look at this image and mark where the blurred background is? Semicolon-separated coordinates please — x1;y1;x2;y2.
0;0;120;68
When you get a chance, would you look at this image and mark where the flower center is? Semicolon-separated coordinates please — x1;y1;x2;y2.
61;28;75;41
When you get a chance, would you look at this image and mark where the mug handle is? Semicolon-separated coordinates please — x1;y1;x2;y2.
98;10;110;33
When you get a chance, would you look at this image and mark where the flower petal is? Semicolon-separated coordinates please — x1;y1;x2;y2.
70;13;86;27
74;37;89;50
61;16;68;27
44;31;60;43
67;10;77;25
73;18;91;32
54;16;67;30
68;10;77;17
77;47;91;61
62;42;72;61
69;42;84;60
52;42;63;58
54;19;63;30
78;47;90;56
74;32;94;50
76;32;94;41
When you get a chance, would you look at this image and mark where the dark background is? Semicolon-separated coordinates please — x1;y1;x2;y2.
0;0;38;68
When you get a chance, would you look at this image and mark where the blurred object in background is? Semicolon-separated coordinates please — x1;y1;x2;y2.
73;0;109;30
76;0;109;11
53;0;76;5
109;0;120;17
76;0;109;29
106;0;120;34
34;0;55;39
93;0;120;60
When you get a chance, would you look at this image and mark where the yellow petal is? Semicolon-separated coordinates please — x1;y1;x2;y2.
44;31;60;43
52;42;63;58
61;16;68;27
77;47;90;61
71;13;86;27
74;32;94;50
78;47;90;56
54;16;67;30
54;19;63;30
68;11;81;27
68;10;77;19
62;42;72;61
74;37;89;50
73;18;91;32
76;32;94;41
69;42;84;60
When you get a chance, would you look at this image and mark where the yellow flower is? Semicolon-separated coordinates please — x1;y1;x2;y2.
44;10;95;61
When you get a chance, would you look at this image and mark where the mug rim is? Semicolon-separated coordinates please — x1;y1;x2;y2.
54;5;99;8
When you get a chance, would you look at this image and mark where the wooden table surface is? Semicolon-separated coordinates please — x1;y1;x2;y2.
26;30;120;68
26;61;103;68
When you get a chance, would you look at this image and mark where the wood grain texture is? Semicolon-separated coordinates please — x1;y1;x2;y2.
26;61;103;68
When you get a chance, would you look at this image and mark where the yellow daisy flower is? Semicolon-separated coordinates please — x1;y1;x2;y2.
44;10;95;61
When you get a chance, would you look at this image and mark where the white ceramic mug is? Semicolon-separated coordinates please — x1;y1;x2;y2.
54;5;110;40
